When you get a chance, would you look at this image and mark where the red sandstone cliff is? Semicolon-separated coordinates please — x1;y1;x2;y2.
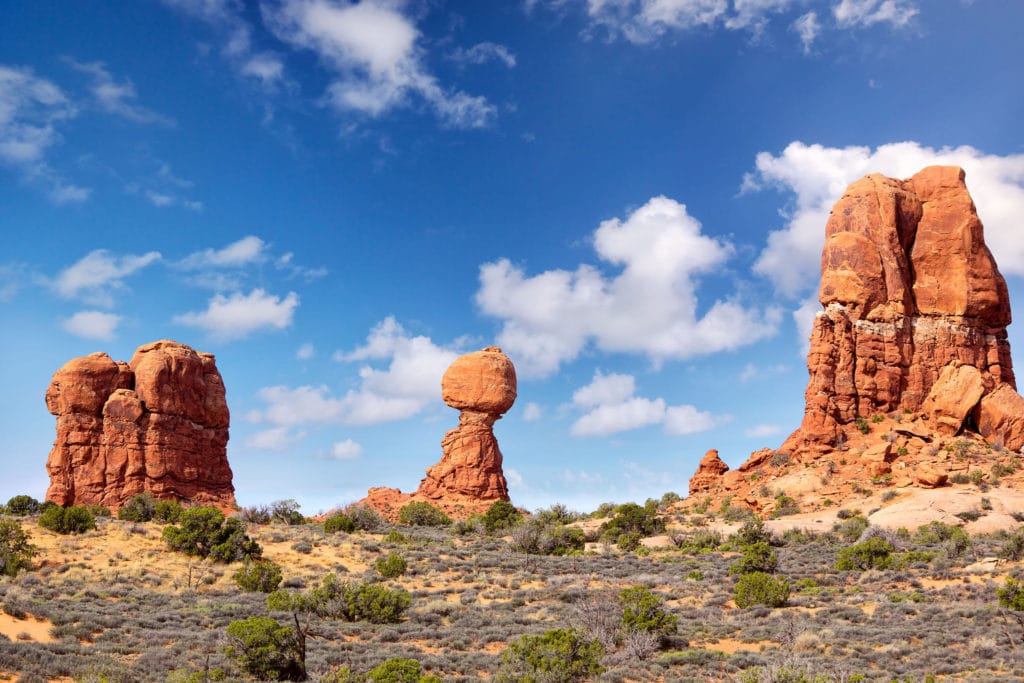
45;340;236;510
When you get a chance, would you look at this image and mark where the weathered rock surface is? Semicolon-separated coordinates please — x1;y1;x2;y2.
45;340;235;510
684;167;1024;517
782;166;1017;454
688;449;729;495
361;347;516;520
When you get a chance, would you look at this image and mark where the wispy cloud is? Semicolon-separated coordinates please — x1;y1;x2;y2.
63;58;175;125
52;249;162;307
449;42;517;68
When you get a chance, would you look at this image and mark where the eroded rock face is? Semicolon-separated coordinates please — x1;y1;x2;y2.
361;347;516;520
782;166;1017;454
688;449;729;495
45;340;235;510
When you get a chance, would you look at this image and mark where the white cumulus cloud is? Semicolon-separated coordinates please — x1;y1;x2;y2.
569;370;718;437
179;235;269;270
833;0;918;28
476;195;779;377
63;310;122;340
53;249;162;307
263;0;495;127
174;288;299;340
246;426;306;450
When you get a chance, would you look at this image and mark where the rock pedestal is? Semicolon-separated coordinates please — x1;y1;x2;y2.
45;340;235;510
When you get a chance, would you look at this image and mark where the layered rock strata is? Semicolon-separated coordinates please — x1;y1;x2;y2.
781;166;1018;454
362;347;516;520
45;340;235;510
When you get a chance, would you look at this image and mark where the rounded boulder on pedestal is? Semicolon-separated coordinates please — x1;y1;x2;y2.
441;347;517;415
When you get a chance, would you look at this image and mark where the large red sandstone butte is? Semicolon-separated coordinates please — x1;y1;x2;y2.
687;166;1024;505
362;347;516;520
45;340;235;510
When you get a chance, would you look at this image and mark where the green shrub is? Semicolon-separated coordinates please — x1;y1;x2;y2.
729;517;772;547
678;530;721;553
398;502;451;527
599;501;665;544
729;541;778;575
153;499;183;523
733;572;790;608
835;537;894;571
324;511;356;534
338;581;412;623
999;527;1024;561
39;505;95;534
855;416;870;434
998;576;1024;612
117;493;157;522
365;657;439;683
834;515;869;543
483;500;523;534
619;585;677;641
162;506;262;562
4;495;40;516
346;504;386;531
0;519;37;577
224;616;303;681
271;499;305;525
376;552;408;579
234;559;284;593
617;531;643;552
384;530;408;544
496;628;605;682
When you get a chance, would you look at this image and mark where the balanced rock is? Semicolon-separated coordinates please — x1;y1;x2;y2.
361;347;516;520
688;449;729;495
781;166;1018;454
45;340;235;510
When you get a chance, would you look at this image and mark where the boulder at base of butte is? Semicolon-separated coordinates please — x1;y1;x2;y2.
45;340;236;511
360;347;517;521
681;167;1024;523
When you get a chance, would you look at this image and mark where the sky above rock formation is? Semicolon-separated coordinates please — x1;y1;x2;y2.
2;0;1023;513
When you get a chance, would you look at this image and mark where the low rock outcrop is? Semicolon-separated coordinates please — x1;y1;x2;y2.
361;347;516;520
45;340;235;510
685;167;1024;516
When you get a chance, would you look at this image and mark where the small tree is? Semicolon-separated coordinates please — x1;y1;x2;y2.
0;519;38;577
153;499;183;523
496;628;605;682
483;500;522;534
118;493;157;522
271;499;305;525
163;506;262;562
324;511;355;534
224;616;303;681
729;541;778;575
5;495;40;516
234;559;284;593
835;537;894;571
734;572;790;608
599;502;665;545
619;585;677;643
376;552;408;579
398;502;451;527
39;505;95;534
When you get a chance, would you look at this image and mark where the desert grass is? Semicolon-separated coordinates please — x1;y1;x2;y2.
1;514;1024;681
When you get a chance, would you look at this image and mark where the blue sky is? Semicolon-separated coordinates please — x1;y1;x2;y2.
2;0;1023;514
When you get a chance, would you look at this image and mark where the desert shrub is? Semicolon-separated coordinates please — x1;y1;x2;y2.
659;491;681;507
162;506;262;562
4;495;40;516
733;572;790;608
0;519;37;577
998;576;1024;612
365;657;440;683
234;559;284;593
324;512;355;534
617;531;643;552
483;500;523;534
224;616;303;681
496;628;605;682
237;504;272;524
834;515;870;543
271;499;305;525
533;503;580;526
346;504;386;531
678;530;721;553
599;501;665;544
619;585;677;641
39;505;95;534
730;541;778;575
376;552;408;579
153;499;183;523
117;493;157;522
999;527;1024;561
836;537;894;571
729;517;772;548
384;530;407;544
771;494;799;517
398;502;451;527
855;416;870;434
270;574;411;625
